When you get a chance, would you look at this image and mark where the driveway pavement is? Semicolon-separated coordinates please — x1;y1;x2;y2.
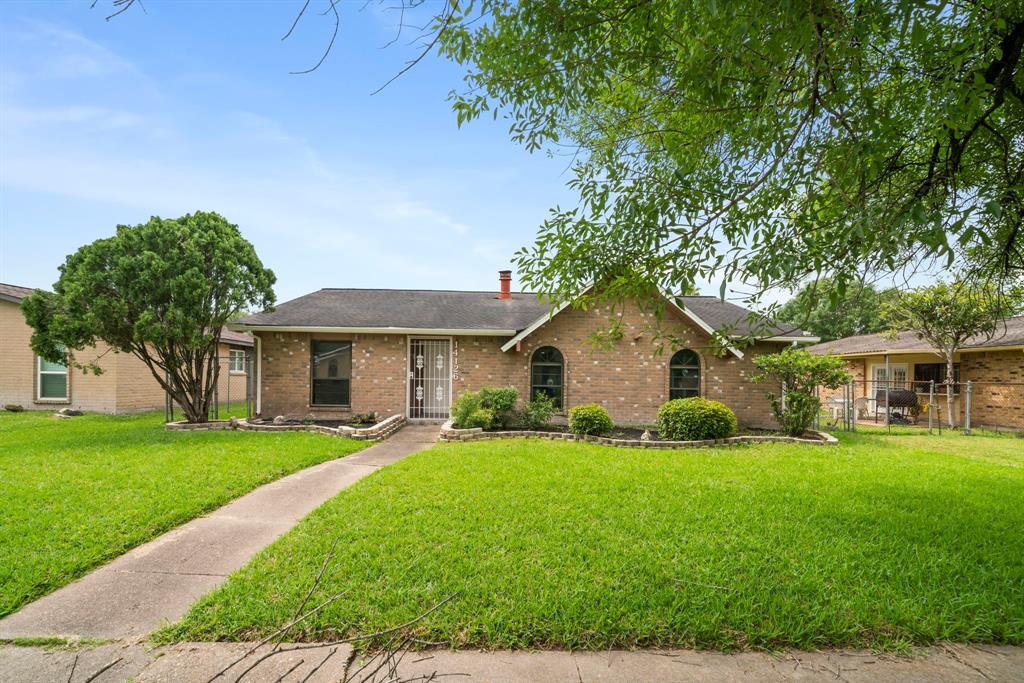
0;424;439;642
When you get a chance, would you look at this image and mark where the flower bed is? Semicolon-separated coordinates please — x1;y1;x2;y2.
439;420;837;448
166;413;406;441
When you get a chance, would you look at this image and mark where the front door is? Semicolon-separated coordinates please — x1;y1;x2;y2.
408;338;452;419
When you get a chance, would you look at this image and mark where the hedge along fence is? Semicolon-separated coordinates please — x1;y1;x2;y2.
439;421;838;449
165;413;407;441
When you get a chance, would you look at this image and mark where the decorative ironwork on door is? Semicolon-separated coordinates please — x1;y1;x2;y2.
408;338;451;419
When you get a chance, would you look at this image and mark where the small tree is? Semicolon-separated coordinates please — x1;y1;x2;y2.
776;278;897;342
21;212;276;423
753;349;851;436
884;282;1019;428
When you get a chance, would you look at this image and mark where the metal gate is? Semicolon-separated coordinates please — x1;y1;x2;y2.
408;338;451;420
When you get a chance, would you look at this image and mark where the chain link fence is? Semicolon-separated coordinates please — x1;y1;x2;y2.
819;379;1024;435
164;351;254;423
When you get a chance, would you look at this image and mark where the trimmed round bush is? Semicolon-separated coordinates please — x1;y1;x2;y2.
568;403;613;436
463;408;495;430
450;390;483;428
657;397;737;441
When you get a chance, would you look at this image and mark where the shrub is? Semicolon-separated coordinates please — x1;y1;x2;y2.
450;390;483;428
568;403;613;436
479;386;519;428
464;408;494;430
753;349;852;436
519;392;556;429
657;397;737;441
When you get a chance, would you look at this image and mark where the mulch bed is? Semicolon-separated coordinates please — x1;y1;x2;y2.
248;418;376;429
482;425;818;440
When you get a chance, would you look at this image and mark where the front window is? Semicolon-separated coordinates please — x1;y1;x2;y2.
669;349;700;399
228;349;247;373
38;350;68;400
311;341;351;406
914;363;960;395
531;346;564;409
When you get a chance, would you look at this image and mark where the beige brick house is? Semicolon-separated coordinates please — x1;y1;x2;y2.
808;317;1024;429
229;272;819;427
0;283;253;414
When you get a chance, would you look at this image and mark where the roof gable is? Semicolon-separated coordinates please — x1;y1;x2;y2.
499;290;818;357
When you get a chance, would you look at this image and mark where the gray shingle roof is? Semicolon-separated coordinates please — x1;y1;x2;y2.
807;315;1024;355
233;288;815;339
234;289;551;332
0;283;36;303
678;296;817;339
219;328;254;347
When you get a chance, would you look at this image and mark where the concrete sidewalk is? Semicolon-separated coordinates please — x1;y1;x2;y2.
1;641;1022;682
0;424;439;642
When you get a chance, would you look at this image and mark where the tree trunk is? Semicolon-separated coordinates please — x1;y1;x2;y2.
945;350;956;429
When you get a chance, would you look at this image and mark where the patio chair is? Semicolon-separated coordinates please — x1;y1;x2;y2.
854;397;871;421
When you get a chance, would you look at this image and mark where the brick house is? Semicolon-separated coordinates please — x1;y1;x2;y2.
229;272;819;427
0;282;253;414
807;317;1024;429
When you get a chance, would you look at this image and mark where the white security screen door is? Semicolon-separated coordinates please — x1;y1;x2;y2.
408;338;452;419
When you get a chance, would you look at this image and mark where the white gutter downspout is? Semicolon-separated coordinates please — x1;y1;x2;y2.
255;335;262;416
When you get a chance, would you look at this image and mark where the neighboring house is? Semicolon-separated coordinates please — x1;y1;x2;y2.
807;316;1024;429
0;283;253;413
229;271;819;426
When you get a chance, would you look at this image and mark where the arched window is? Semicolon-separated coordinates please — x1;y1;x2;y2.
531;346;564;409
669;349;700;399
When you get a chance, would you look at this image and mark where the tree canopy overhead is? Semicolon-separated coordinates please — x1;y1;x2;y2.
22;212;276;423
431;0;1024;310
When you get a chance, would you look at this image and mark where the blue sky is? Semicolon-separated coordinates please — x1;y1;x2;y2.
0;0;579;303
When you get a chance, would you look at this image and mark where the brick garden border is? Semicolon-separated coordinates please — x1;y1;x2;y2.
439;420;838;448
165;413;407;441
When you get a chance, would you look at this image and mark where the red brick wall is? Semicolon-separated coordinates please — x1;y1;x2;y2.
488;300;784;427
960;349;1024;429
256;300;787;427
258;331;407;418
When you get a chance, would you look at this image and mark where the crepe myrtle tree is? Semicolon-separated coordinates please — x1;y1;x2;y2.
753;349;851;436
21;212;276;423
884;282;1020;428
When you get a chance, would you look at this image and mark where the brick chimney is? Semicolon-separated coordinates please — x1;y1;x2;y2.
498;270;512;299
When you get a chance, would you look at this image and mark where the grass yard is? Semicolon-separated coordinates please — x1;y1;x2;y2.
161;428;1024;651
0;410;367;617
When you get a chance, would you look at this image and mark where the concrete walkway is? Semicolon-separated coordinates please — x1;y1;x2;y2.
1;641;1022;682
0;424;439;642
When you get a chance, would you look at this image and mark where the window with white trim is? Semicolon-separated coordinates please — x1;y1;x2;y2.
37;349;68;400
228;349;247;373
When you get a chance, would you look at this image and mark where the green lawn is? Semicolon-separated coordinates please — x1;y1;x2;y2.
0;410;367;617
160;429;1024;651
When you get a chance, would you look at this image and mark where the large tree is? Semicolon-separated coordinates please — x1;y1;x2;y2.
884;282;1020;427
433;1;1024;318
776;278;897;342
22;212;276;423
89;1;1024;336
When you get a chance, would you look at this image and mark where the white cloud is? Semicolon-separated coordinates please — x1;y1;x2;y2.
1;22;518;299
